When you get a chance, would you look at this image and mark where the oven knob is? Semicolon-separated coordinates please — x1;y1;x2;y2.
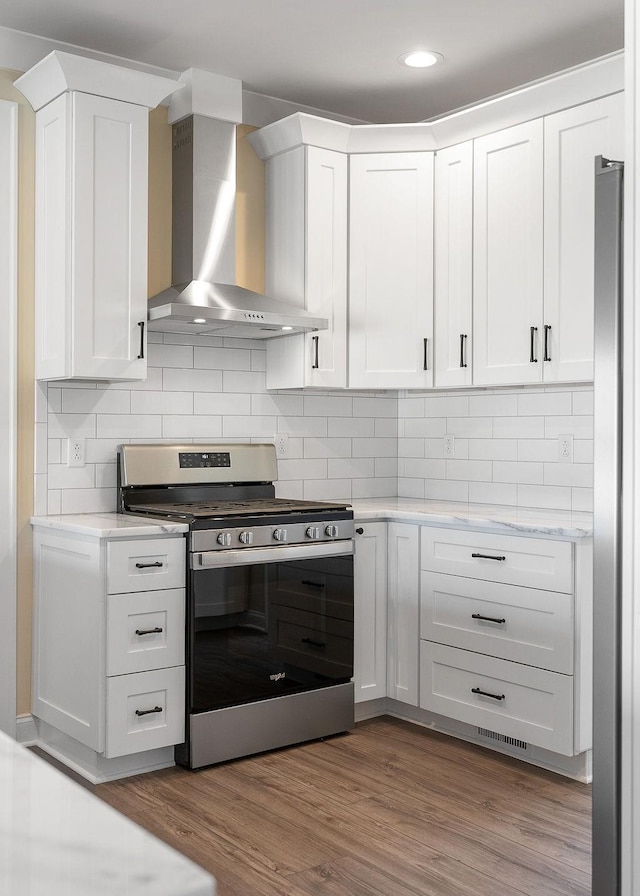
306;526;321;540
239;531;254;545
273;528;287;542
217;532;232;546
325;525;339;538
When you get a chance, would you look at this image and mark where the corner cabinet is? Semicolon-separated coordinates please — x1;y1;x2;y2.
31;525;186;783
15;51;180;381
264;145;348;389
349;153;434;389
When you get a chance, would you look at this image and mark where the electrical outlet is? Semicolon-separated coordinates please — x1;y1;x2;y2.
67;437;86;468
444;434;455;458
558;434;573;463
274;433;289;458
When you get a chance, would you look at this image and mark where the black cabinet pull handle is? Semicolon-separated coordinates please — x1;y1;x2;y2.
529;326;538;362
472;613;506;625
135;561;163;569
135;705;163;717
423;337;429;370
459;334;468;368
135;627;164;636
471;687;505;701
471;553;506;561
544;324;552;362
137;320;145;360
302;637;326;648
312;335;319;369
301;579;324;589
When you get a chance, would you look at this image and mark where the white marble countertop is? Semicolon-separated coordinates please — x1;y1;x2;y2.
0;729;214;896
349;498;593;538
30;512;189;538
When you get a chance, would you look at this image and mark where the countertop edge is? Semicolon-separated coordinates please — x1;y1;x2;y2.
30;512;189;537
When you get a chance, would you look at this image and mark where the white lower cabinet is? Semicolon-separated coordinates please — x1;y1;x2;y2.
386;523;420;706
353;522;388;703
419;526;587;757
32;526;186;772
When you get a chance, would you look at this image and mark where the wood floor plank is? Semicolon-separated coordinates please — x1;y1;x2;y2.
94;716;591;896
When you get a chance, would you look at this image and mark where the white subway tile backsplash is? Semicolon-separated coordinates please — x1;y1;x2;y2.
42;337;593;518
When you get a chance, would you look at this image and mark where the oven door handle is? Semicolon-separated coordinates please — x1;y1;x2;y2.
192;540;354;569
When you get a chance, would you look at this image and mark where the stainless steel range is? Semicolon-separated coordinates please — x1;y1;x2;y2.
117;443;355;769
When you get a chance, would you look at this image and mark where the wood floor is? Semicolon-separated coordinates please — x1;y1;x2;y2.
94;717;591;896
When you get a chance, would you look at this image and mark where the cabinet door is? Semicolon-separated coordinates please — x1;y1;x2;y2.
265;146;347;389
543;94;624;382
473;120;544;385
434;141;473;387
349;152;434;389
72;92;148;380
387;522;419;705
353;522;387;703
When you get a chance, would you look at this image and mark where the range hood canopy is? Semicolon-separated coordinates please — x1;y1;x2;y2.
147;114;327;339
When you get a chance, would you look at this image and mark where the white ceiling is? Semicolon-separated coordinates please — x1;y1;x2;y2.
0;0;624;123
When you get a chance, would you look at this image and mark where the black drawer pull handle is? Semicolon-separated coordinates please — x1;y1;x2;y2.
137;320;145;360
135;705;163;717
472;613;506;625
471;553;506;561
312;335;319;369
135;627;164;636
471;687;505;702
302;637;326;648
301;579;324;589
355;527;364;535
544;324;552;362
135;561;163;569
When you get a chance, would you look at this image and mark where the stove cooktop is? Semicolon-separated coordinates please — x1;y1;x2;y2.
126;497;352;520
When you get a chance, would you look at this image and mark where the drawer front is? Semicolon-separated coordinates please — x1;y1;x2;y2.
421;527;573;592
420;573;573;673
107;537;185;594
419;642;574;755
105;666;185;759
106;588;185;676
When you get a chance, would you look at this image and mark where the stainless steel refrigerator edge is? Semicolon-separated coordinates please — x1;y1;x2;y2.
593;155;624;895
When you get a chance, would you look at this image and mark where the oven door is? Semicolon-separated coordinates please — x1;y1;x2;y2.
188;542;354;714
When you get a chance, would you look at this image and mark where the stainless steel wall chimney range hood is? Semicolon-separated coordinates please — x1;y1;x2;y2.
147;115;327;339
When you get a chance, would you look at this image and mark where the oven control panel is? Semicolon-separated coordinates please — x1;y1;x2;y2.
179;451;231;469
191;518;355;553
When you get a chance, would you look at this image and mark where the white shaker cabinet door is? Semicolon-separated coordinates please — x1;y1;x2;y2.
353;522;387;704
349;152;434;390
265;146;348;389
434;141;473;388
543;93;624;382
387;522;419;706
473;120;544;386
35;91;148;381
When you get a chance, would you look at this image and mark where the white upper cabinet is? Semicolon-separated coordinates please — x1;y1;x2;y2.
265;145;348;389
543;93;624;382
349;152;434;390
434;141;473;388
16;51;180;382
472;120;545;386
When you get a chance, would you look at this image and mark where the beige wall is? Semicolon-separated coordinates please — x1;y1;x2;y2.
2;68;266;718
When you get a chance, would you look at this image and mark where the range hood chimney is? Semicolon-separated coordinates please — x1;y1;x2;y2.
147;112;327;339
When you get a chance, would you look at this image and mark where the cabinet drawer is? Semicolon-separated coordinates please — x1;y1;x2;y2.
107;538;185;594
105;666;185;758
421;527;573;592
420;573;573;673
419;642;574;755
106;588;185;676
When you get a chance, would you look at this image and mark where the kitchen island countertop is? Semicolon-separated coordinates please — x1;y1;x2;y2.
348;497;593;538
0;728;214;896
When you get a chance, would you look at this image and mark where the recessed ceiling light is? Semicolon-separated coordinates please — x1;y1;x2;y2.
399;50;443;69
